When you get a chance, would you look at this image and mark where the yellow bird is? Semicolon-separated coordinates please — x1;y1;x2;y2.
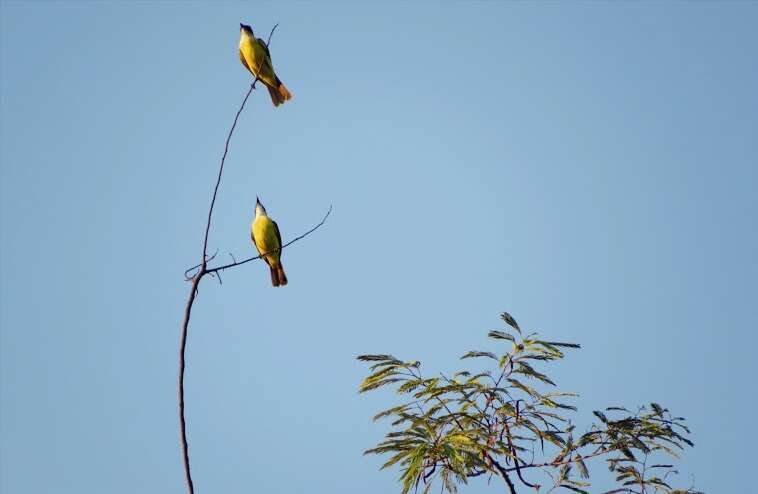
251;197;288;287
239;23;292;107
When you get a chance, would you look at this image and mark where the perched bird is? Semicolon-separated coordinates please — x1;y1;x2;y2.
251;197;288;287
239;23;292;107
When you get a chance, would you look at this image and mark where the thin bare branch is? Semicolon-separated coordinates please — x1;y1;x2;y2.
201;84;255;268
178;279;200;494
266;23;279;46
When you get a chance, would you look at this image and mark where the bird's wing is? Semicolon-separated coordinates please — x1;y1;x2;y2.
255;38;276;76
272;220;283;256
256;37;272;60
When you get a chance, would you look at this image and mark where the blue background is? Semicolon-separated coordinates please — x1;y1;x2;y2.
1;2;756;493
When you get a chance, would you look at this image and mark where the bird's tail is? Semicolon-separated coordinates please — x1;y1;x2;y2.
277;264;288;286
266;77;292;107
277;79;292;103
269;263;288;287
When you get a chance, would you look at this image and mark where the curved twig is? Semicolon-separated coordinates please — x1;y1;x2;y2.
266;23;279;47
200;84;255;267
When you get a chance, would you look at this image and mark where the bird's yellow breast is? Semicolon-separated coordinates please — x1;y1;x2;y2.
238;33;277;86
252;216;281;264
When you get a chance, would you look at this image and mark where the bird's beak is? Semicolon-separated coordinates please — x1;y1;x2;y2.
240;23;244;29
256;196;261;205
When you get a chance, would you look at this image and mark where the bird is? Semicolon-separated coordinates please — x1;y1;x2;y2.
251;197;288;287
239;23;292;107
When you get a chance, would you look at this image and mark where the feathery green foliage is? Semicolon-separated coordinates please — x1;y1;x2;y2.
357;311;702;494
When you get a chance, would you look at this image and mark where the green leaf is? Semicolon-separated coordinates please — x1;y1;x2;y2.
373;404;409;421
514;361;557;386
359;377;403;393
380;449;413;470
500;312;522;333
506;378;542;399
363;366;397;383
558;462;571;482
575;454;589;479
541;341;581;349
620;447;636;461
488;330;515;342
460;350;497;360
357;354;399;362
400;445;427;494
396;380;423;394
593;410;608;423
543;430;567;447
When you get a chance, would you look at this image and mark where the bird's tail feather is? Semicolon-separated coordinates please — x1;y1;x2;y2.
264;76;291;107
276;79;292;103
266;85;283;107
269;265;280;287
268;263;287;287
277;264;288;286
265;78;292;107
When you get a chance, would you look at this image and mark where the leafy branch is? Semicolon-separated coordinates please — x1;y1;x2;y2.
357;312;702;494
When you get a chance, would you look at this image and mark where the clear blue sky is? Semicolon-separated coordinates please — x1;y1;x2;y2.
1;2;756;493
